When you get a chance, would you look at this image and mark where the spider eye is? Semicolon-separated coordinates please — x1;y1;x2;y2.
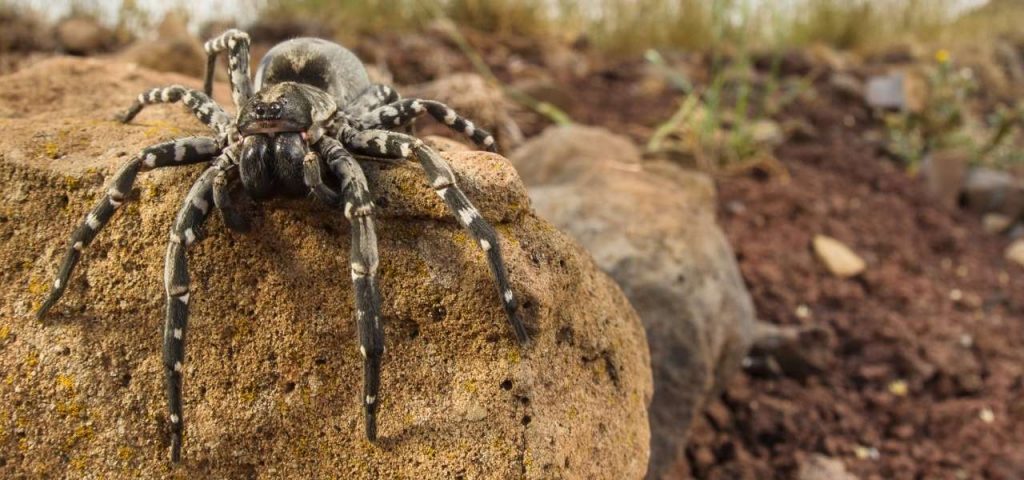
269;102;282;116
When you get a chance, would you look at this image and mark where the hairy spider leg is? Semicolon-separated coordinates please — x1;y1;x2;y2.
338;126;529;346
212;154;251;232
202;29;253;109
358;99;498;153
163;150;236;463
118;86;231;138
37;137;221;319
343;83;400;117
302;137;385;440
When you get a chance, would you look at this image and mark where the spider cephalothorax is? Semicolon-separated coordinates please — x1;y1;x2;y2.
37;30;528;463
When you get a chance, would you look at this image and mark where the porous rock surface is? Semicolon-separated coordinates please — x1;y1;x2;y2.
0;58;652;478
510;125;758;479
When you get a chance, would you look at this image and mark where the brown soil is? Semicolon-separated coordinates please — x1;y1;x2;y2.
692;81;1024;480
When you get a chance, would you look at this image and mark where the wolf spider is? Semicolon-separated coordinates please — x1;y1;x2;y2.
37;30;529;462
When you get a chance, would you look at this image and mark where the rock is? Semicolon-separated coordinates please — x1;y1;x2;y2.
866;72;927;113
830;72;865;100
55;16;116;56
962;167;1024;220
750;119;784;148
797;454;858;480
119;13;206;78
0;6;55;53
921;149;969;210
813;235;866;278
0;58;652;478
510;125;758;479
514;125;641;186
423;135;472;154
983;213;1014;235
1007;240;1024;268
404;73;520;149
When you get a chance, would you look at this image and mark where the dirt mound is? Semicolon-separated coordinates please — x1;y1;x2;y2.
0;58;652;478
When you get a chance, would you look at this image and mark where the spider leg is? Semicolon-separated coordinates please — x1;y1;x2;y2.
37;137;220;319
307;137;384;440
342;84;400;117
117;86;231;138
338;126;529;345
202;29;253;108
212;161;251;232
357;99;498;153
163;149;236;463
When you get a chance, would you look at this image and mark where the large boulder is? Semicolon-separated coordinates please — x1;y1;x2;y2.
404;72;523;150
118;13;206;78
511;125;759;479
0;58;652;478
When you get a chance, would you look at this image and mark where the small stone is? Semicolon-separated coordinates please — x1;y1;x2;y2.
888;379;909;397
830;72;864;100
983;214;1014;234
962;167;1024;218
1006;240;1024;268
980;407;996;423
813;235;866;278
866;72;927;113
798;454;859;480
750;120;784;147
921;150;968;210
854;445;880;460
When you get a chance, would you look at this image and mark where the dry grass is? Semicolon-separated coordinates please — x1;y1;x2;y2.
266;0;1008;55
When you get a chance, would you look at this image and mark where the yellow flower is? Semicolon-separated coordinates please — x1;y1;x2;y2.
935;49;951;64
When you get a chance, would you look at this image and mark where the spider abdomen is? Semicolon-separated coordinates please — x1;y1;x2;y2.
254;37;370;107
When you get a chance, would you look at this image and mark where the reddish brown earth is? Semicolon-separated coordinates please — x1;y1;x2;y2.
691;83;1024;480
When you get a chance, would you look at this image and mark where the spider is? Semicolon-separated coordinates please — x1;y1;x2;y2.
35;30;530;463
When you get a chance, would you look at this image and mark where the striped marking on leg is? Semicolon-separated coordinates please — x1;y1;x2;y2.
37;137;220;319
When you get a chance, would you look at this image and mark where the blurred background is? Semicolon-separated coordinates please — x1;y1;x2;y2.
2;0;1022;478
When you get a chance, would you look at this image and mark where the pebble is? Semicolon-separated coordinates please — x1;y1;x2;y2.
979;407;995;423
1006;240;1024;268
797;454;859;480
982;213;1013;234
813;235;866;278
